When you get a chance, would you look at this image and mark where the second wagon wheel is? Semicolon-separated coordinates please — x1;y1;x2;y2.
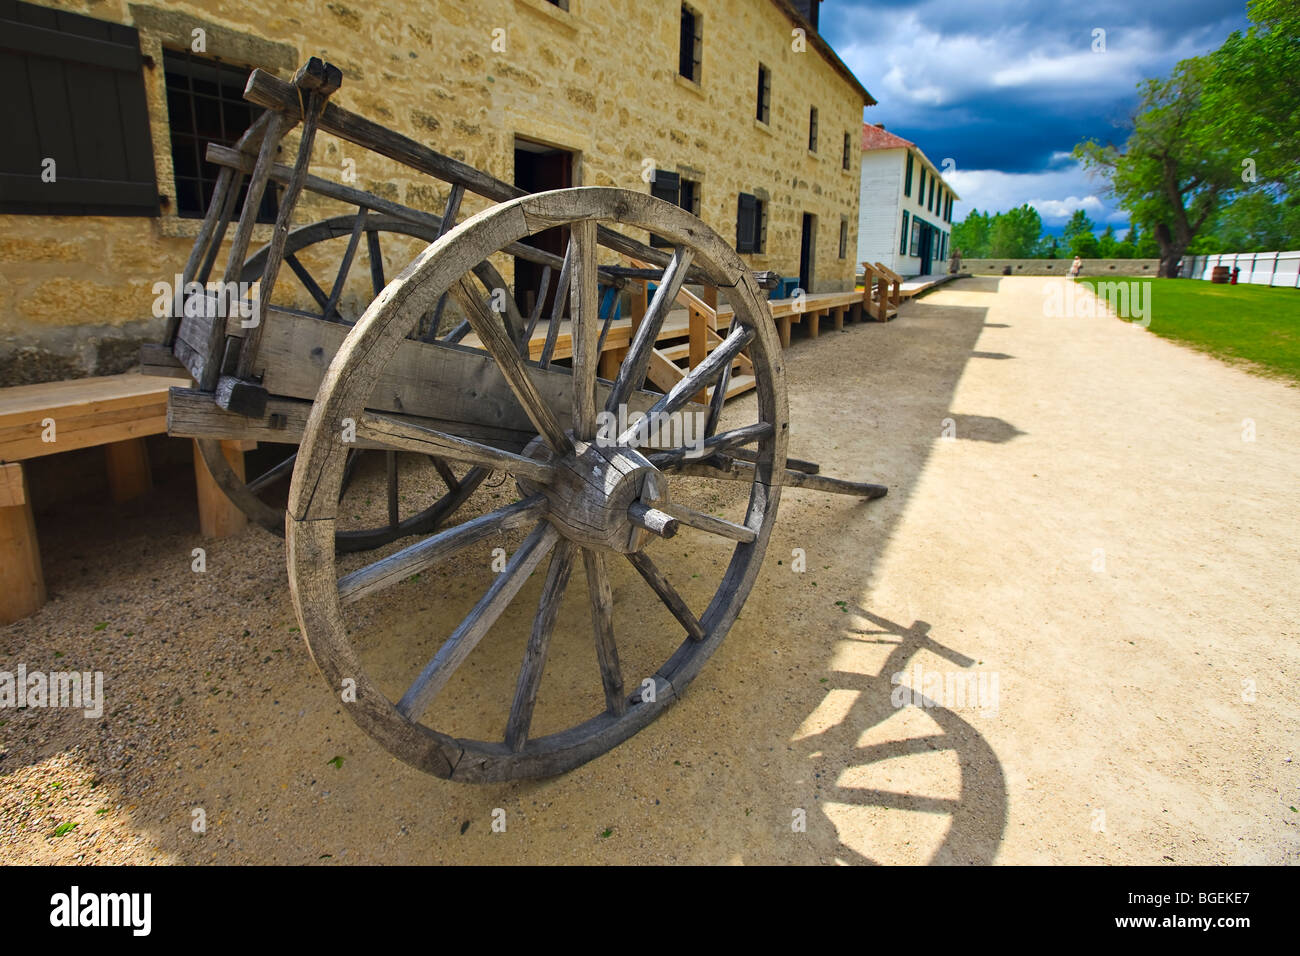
195;213;523;552
286;187;788;781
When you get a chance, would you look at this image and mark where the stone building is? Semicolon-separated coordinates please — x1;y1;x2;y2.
0;0;873;385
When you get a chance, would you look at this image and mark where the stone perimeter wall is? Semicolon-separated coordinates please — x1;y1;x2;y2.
1;0;865;385
961;259;1161;277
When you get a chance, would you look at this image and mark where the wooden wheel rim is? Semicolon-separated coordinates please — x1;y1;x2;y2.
286;187;789;781
201;215;493;549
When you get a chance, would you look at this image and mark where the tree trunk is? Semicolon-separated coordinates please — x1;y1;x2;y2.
1154;223;1185;278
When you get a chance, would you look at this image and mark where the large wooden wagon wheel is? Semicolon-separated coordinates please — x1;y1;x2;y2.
196;213;526;552
286;187;789;780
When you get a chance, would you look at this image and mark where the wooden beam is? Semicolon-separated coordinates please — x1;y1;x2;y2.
104;437;153;503
193;439;247;538
0;462;44;624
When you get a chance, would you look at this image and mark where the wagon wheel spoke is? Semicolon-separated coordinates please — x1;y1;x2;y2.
582;547;627;716
539;239;575;369
396;522;560;721
323;206;368;321
428;456;461;492
569;219;601;441
505;537;577;751
704;317;739;438
365;228;386;297
285;252;342;322
625;550;705;641
646;421;772;466
356;412;556;485
338;495;547;604
519;265;553;358
619;324;755;446
247;450;297;494
338;447;363;502
385;450;399;529
450;276;573;455
607;246;694;412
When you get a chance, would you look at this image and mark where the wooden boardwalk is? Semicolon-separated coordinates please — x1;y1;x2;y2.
465;285;872;403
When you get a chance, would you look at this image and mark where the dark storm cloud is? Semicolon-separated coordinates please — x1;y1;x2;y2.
818;0;1251;223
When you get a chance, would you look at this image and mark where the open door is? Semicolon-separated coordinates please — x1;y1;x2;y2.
799;213;816;293
514;138;575;317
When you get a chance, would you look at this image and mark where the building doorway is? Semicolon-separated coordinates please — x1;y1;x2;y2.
799;213;816;293
919;221;934;275
514;137;575;318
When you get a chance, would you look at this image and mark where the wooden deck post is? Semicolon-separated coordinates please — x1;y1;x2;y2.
807;309;820;338
832;306;845;331
194;439;249;538
0;462;45;624
104;437;153;503
777;315;792;349
688;304;709;404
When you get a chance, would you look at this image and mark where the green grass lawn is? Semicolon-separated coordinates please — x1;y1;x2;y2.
1075;277;1300;384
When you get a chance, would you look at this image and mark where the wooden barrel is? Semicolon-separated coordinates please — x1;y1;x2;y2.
1211;266;1231;284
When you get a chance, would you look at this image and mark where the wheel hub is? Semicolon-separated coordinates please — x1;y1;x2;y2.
520;437;668;553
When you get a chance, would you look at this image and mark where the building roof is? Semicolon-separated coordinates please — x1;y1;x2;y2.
769;0;876;106
860;123;915;151
861;123;961;202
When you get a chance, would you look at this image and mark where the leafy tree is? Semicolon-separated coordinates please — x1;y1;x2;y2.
1075;1;1299;275
1097;224;1119;258
1201;191;1300;251
952;209;993;258
989;204;1043;257
1062;209;1094;247
1204;0;1300;197
1075;59;1237;276
1070;230;1100;259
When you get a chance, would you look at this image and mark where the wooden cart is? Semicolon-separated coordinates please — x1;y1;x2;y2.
151;59;887;781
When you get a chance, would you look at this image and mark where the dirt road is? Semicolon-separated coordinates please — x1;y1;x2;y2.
2;276;1296;864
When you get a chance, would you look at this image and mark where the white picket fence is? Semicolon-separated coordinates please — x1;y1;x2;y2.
1181;251;1300;287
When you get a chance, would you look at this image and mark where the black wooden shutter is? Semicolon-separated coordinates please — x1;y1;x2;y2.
649;170;681;248
0;0;157;216
737;193;758;253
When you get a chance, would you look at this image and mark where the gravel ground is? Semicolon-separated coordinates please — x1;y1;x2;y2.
1;275;1296;864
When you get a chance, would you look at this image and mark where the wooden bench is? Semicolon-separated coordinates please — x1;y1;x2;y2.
0;373;245;623
860;262;902;321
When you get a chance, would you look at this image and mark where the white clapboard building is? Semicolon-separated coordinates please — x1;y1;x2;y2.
856;123;959;277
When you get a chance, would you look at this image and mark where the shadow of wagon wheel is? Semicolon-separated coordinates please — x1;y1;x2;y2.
798;608;1007;865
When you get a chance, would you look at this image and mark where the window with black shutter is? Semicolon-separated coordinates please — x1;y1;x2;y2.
808;107;818;152
679;178;699;217
649;171;701;247
756;64;770;124
649;169;681;248
918;167;926;207
900;211;909;255
0;0;158;216
928;178;935;212
842;131;851;171
164;49;275;222
838;218;848;259
679;4;701;83
736;192;764;254
903;153;913;197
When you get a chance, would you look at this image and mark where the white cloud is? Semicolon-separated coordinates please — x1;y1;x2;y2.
946;164;1125;226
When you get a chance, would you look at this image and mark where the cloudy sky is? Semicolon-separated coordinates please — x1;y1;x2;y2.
820;0;1251;233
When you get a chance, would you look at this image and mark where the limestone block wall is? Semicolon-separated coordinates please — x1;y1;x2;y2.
1;0;867;384
962;259;1162;277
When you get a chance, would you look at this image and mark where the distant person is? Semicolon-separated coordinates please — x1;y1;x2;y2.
1069;255;1083;278
949;247;963;275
